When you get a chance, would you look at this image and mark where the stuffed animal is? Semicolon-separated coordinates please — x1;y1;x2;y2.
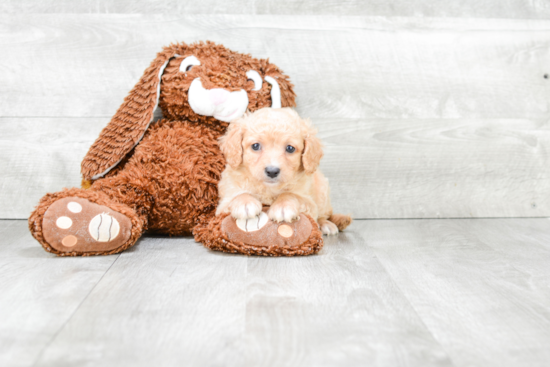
28;41;323;256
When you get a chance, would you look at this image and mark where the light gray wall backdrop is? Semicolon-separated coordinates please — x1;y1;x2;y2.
1;1;549;219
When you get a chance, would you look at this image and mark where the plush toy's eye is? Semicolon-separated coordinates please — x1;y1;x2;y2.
246;70;263;91
252;143;261;151
179;55;201;73
286;145;296;153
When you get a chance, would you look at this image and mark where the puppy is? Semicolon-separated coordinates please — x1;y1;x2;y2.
216;108;351;235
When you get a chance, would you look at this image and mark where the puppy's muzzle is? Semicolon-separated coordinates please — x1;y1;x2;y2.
265;166;280;179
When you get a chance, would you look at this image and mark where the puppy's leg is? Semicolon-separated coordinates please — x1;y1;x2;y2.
228;193;263;220
268;193;301;223
318;219;339;236
317;214;352;236
328;214;353;231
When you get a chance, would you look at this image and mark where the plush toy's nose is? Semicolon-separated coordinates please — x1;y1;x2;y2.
209;89;230;106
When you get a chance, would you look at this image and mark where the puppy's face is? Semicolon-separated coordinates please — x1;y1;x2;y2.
242;124;305;185
220;108;323;186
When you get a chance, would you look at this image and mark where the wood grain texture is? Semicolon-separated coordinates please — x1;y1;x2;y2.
361;218;550;367
2;117;549;219
2;14;549;219
3;217;550;366
35;235;251;367
0;221;117;367
0;15;548;119
317;117;550;218
1;0;550;19
34;224;452;367
239;230;451;367
0;118;106;219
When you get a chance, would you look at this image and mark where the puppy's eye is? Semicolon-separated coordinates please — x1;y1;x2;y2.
179;55;201;73
286;145;296;153
252;143;261;151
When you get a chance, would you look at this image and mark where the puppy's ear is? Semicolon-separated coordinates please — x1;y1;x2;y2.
81;44;185;181
302;128;323;175
219;122;244;168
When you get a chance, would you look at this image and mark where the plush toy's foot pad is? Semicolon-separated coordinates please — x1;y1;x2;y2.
42;197;133;254
195;208;323;256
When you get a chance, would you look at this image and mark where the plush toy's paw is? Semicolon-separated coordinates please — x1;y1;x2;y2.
195;207;323;256
319;219;339;236
235;211;270;232
268;201;300;223
41;197;133;255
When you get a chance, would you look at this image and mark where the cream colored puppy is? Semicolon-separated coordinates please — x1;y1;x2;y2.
216;108;351;235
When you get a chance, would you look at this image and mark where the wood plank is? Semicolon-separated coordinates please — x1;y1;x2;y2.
34;224;453;367
34;235;251;367
0;15;548;119
465;219;550;282
361;218;550;367
317;117;550;218
240;229;452;367
2;117;549;219
0;117;106;219
4;218;550;366
1;0;549;19
0;220;117;367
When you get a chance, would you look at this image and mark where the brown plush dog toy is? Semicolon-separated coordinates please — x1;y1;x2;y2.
28;41;323;256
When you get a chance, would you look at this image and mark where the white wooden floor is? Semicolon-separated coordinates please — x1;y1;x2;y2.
2;218;550;367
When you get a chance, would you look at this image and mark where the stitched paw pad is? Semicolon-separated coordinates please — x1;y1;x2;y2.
42;197;132;254
222;207;312;248
235;211;269;232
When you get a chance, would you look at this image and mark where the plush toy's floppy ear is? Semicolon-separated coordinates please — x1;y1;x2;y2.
302;129;323;175
219;122;244;168
81;47;181;181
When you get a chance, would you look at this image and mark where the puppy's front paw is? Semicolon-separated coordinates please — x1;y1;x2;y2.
230;197;263;220
320;220;339;236
268;201;300;223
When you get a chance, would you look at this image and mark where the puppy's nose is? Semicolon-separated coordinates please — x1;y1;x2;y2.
265;166;280;178
209;88;230;106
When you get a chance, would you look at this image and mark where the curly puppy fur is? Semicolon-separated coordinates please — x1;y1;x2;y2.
216;108;352;235
29;41;297;256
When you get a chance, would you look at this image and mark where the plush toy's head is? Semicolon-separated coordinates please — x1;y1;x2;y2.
160;42;296;125
81;41;296;181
